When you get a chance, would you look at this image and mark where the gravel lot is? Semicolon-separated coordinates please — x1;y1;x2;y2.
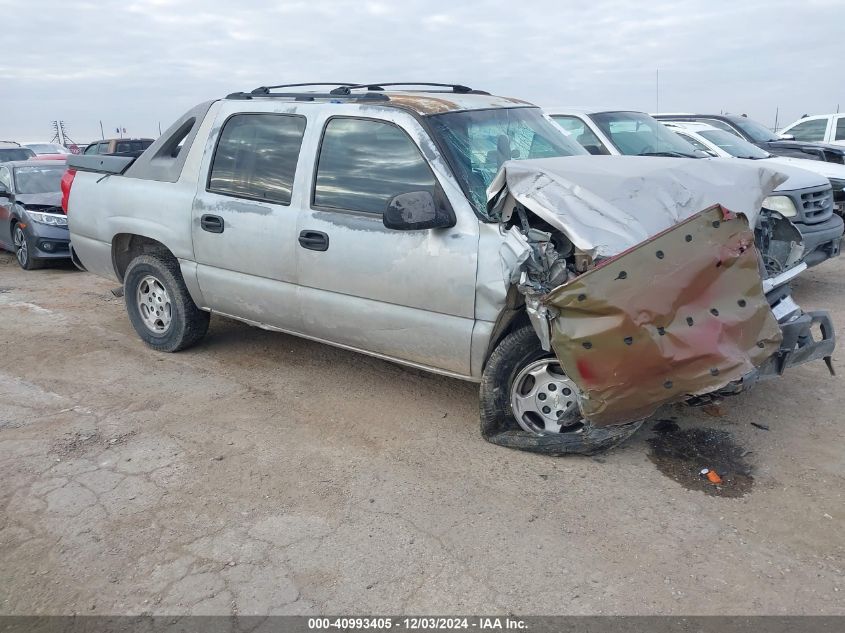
0;250;842;615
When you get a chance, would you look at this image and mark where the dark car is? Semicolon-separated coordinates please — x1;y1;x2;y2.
653;114;845;214
0;160;69;269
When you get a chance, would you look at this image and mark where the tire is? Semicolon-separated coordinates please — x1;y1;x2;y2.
479;325;643;456
123;253;210;352
13;223;44;271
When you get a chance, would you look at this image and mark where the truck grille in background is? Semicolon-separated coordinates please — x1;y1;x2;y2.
800;187;834;223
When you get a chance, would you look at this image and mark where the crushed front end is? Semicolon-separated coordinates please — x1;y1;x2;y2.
488;156;836;440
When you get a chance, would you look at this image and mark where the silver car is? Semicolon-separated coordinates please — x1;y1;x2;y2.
65;83;835;455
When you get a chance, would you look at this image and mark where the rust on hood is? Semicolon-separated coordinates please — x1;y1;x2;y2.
544;205;783;426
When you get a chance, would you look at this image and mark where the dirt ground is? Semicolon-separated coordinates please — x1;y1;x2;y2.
0;250;842;616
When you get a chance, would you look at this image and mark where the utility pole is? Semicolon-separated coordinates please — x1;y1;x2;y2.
774;107;779;133
655;68;659;114
50;120;75;147
99;120;105;140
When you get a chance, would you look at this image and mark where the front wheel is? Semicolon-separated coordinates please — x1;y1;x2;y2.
13;224;43;270
479;325;643;455
124;254;209;352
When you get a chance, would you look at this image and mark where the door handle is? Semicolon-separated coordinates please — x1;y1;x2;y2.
298;230;329;251
201;214;224;233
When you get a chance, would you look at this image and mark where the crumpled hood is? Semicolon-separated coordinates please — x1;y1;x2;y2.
15;192;62;208
487;155;788;258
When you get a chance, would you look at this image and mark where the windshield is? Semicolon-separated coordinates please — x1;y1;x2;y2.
727;116;778;143
590;112;700;158
25;143;70;155
13;165;65;194
0;148;36;163
428;107;587;219
698;129;770;159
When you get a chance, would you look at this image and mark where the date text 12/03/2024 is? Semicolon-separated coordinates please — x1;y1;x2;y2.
307;617;527;630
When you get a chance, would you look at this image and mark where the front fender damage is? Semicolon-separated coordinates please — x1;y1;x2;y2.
485;156;831;453
544;205;782;426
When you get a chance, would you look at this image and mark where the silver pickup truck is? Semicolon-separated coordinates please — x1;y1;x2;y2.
65;82;835;454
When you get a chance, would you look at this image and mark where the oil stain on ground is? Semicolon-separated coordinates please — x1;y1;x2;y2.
647;419;754;497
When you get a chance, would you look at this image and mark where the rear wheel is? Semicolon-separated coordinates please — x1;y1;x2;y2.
13;224;43;270
479;325;643;455
124;254;209;352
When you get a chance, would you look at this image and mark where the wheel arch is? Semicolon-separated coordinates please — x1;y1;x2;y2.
481;285;531;371
111;234;175;282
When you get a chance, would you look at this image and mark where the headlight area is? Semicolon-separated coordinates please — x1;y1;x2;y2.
762;195;798;218
24;209;68;227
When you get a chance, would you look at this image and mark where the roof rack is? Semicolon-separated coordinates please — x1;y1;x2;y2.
330;82;488;95
249;82;358;95
225;82;391;102
225;82;490;101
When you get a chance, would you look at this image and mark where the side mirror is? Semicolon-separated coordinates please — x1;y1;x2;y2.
383;191;456;231
778;133;795;140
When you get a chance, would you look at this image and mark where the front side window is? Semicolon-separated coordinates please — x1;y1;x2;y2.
84;144;99;155
676;133;711;153
785;118;828;142
551;115;609;155
428;107;586;217
13;165;66;194
0;167;11;189
313;117;437;215
208;113;306;205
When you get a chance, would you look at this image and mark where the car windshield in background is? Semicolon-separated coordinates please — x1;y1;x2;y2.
14;165;66;194
25;144;70;155
590;112;700;158
0;148;36;163
428;107;587;218
727;116;778;143
698;129;771;159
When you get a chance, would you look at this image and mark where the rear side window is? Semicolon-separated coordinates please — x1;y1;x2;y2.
313;118;437;215
836;117;845;141
786;118;827;142
208;113;306;205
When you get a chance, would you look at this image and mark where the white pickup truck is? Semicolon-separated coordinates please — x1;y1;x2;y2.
64;82;835;455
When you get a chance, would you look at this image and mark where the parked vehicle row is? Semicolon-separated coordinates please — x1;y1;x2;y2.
546;108;844;268
58;82;837;455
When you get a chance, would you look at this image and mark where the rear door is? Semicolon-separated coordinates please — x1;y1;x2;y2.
191;110;308;331
294;111;478;376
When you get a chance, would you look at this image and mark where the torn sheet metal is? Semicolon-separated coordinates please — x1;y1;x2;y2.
544;206;783;427
487;156;788;259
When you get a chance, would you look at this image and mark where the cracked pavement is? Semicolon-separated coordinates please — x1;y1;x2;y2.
0;251;843;615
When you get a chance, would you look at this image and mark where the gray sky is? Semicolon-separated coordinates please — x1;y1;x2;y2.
3;0;843;143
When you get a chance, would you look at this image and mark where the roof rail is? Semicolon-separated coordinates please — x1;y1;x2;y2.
225;90;389;102
249;82;359;95
330;82;488;95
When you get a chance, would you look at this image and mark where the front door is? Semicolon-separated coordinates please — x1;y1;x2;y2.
295;113;478;376
0;166;13;249
191;111;307;332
